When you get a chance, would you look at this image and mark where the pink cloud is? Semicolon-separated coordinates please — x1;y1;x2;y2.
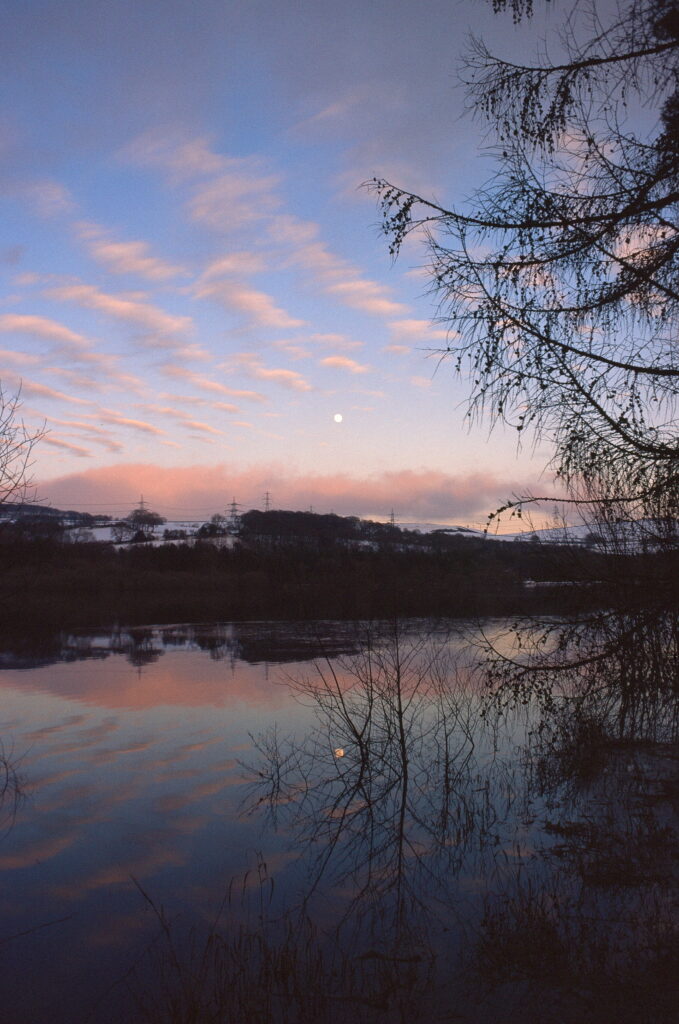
0;313;88;346
38;462;539;525
0;313;124;377
91;410;166;436
75;222;186;281
270;215;409;319
308;332;364;351
144;404;223;436
41;414;125;454
41;436;92;458
388;318;450;340
268;214;320;247
123;131;282;236
271;342;312;359
233;353;313;391
15;377;93;406
47;367;105;391
196;279;304;329
162;365;267;402
320;355;369;374
188;167;280;231
211;401;239;413
0;347;40;366
325;279;407;317
45;283;191;336
201;252;267;278
122;132;228;182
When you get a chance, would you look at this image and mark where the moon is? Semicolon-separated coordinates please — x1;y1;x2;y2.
333;413;343;423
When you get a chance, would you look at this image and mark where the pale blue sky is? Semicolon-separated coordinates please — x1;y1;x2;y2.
0;0;565;524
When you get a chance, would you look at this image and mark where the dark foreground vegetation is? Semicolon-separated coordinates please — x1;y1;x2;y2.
1;508;673;628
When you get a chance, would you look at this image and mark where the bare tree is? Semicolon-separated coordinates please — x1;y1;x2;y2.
0;384;44;507
370;0;679;524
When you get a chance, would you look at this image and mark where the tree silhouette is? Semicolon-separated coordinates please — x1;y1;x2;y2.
370;0;678;523
0;383;43;507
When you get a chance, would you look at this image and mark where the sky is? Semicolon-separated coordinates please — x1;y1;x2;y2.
0;0;564;528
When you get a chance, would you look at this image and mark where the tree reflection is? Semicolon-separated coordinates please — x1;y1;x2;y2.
468;607;679;1023
0;744;22;838
484;607;679;740
133;620;678;1023
470;739;679;1023
244;626;519;942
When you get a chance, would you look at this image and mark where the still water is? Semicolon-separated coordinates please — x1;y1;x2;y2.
0;620;675;1023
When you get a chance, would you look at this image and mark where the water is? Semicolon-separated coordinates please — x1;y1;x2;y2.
0;620;676;1023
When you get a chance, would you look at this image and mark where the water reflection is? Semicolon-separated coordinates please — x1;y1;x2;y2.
472;741;679;1022
0;620;369;672
245;628;517;927
232;623;679;1023
0;743;22;839
0;618;676;1022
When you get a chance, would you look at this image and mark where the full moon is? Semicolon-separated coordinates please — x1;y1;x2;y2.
333;413;343;423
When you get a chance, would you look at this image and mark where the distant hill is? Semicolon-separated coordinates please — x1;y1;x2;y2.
0;502;111;527
2;502;672;553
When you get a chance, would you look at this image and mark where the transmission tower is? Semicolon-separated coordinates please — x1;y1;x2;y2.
263;490;271;512
227;497;241;531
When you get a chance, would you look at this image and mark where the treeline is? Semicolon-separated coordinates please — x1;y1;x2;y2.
0;510;673;628
0;502;111;528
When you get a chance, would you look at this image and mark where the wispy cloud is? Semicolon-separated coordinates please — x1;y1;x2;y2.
124;132;282;235
269;215;409;319
92;410;167;436
232;353;313;391
0;313;118;372
45;283;191;337
271;341;312;360
16;377;93;406
201;252;267;278
320;355;370;374
144;404;223;436
162;364;267;402
47;367;106;391
324;279;408;317
75;222;186;281
6;179;76;218
42;436;92;458
307;332;364;351
0;313;89;347
211;401;239;413
122;132;231;183
388;318;450;340
0;347;40;366
188;166;280;232
41;414;125;453
196;279;304;329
